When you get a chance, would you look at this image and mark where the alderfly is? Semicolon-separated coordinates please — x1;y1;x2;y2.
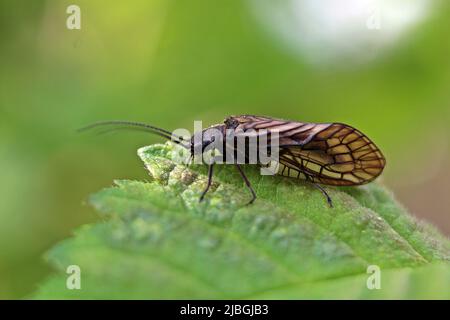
79;115;386;207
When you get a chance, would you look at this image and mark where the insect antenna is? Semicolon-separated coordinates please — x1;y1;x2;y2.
78;120;190;149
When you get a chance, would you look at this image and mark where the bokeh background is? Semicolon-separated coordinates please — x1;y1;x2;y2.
1;0;449;299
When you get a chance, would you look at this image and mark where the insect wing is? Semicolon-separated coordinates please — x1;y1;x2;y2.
226;116;385;186
278;123;385;186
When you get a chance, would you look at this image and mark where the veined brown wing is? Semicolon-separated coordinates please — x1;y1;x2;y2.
277;123;386;186
226;116;386;186
227;115;334;145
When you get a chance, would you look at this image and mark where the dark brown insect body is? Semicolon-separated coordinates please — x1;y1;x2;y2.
80;115;386;207
193;115;385;206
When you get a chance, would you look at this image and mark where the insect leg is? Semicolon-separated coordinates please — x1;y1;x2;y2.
312;182;333;208
235;164;257;204
303;173;333;207
187;153;194;166
199;163;214;202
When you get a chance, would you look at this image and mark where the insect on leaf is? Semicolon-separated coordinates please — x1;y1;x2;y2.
33;143;450;299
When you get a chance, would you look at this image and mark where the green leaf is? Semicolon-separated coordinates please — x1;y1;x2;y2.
34;143;450;299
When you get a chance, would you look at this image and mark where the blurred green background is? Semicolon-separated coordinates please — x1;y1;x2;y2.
0;0;449;299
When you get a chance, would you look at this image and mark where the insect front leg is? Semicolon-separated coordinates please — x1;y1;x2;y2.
199;163;214;202
235;164;257;205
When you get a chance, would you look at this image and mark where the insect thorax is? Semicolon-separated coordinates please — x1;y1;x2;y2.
189;123;277;166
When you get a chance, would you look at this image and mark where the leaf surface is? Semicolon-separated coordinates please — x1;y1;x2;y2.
35;143;450;299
